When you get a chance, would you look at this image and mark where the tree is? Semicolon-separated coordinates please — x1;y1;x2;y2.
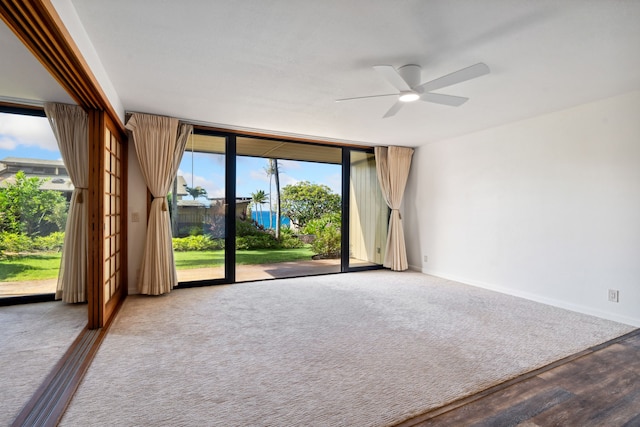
250;189;268;226
0;171;68;237
281;181;341;229
264;161;275;229
185;185;207;201
273;159;282;239
264;158;283;237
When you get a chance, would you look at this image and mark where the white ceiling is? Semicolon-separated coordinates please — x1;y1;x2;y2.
3;0;640;147
0;22;74;105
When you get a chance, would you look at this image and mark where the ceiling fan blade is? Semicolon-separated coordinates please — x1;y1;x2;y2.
420;92;469;106
373;65;411;91
419;63;490;92
335;93;398;102
383;101;404;118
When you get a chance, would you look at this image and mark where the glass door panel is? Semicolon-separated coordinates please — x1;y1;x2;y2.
348;151;388;268
0;110;68;300
235;137;342;281
173;134;227;284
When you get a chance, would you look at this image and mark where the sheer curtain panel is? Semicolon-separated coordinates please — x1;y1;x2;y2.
44;103;89;302
375;146;414;271
125;113;192;295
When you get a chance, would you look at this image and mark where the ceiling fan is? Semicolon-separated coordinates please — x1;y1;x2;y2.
336;62;490;118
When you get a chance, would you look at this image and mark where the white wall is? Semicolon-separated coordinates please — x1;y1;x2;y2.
127;142;147;294
404;91;640;326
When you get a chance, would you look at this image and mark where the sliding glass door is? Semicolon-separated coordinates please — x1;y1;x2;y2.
347;150;388;269
172;133;229;286
171;131;386;287
235;136;342;281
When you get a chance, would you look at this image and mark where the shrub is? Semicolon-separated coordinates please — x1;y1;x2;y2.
172;235;223;251
233;218;284;250
278;227;305;249
236;218;264;237
311;225;341;258
236;234;280;250
302;211;341;235
188;225;204;236
32;231;65;252
0;232;33;253
305;213;341;258
0;232;33;252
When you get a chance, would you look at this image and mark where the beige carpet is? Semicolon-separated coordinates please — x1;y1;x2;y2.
0;301;86;426
61;271;633;426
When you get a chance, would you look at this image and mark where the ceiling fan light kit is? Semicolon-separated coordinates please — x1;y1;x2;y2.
399;91;420;102
337;62;490;118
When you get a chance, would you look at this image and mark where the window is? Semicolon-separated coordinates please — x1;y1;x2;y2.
0;108;69;299
172;131;382;287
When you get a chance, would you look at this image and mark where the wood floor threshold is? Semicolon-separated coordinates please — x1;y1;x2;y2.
394;328;640;427
11;301;124;427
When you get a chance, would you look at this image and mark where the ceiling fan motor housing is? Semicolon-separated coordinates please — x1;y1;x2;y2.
398;64;422;88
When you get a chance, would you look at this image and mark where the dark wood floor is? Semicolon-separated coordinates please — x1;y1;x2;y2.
400;329;640;427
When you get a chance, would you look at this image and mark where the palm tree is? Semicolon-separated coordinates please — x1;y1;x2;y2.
250;189;268;226
264;160;276;229
185;185;207;201
273;159;281;239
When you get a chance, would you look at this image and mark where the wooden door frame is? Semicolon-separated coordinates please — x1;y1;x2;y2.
1;0;127;328
88;111;127;329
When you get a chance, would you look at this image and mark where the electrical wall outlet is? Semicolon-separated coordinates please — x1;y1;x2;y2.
608;289;619;303
423;255;428;262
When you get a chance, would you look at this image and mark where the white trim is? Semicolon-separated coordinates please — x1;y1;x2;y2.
125;110;376;148
422;269;640;328
0;96;45;107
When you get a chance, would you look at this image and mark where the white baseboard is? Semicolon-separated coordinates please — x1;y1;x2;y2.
422;269;640;328
408;264;422;272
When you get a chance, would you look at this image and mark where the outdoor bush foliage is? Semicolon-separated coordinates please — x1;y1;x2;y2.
302;212;341;236
172;235;224;251
304;213;341;258
236;234;280;250
311;225;341;258
173;219;304;251
0;232;34;253
235;218;304;250
188;226;204;236
0;171;68;237
236;218;264;237
32;231;65;252
278;227;305;249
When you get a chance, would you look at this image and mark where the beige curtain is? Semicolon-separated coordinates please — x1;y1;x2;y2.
44;103;89;303
126;113;192;295
375;146;414;271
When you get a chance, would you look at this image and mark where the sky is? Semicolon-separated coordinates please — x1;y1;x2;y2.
178;151;341;203
0;112;61;160
0;112;342;207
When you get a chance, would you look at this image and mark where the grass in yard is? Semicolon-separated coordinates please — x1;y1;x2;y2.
0;253;61;282
0;248;316;282
174;247;315;270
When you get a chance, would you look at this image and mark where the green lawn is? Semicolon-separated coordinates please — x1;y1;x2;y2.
0;247;316;281
174;247;315;270
0;253;62;282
